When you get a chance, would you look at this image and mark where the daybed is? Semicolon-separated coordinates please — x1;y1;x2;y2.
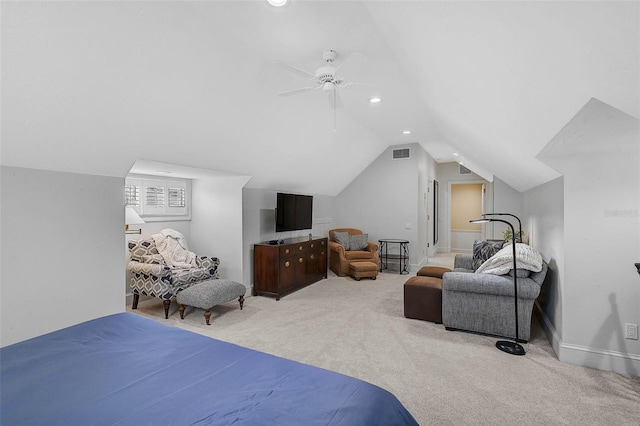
0;313;417;425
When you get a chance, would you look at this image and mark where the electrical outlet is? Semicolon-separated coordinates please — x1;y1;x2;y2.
625;323;638;340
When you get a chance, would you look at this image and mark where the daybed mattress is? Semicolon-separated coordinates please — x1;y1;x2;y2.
1;312;417;425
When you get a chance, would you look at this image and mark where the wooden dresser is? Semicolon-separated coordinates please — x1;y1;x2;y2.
253;237;328;300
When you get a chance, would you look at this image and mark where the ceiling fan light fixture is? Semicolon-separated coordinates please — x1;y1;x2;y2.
267;0;287;7
369;97;382;103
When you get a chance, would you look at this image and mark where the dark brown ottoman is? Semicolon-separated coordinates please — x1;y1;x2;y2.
416;266;452;279
403;276;442;323
349;261;378;281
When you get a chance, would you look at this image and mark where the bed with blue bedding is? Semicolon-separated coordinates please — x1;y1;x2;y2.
1;313;417;425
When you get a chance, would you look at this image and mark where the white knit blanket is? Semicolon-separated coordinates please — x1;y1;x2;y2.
152;229;196;268
476;243;542;275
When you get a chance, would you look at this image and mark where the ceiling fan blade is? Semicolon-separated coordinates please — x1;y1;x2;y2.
275;62;315;79
277;85;321;96
334;52;362;73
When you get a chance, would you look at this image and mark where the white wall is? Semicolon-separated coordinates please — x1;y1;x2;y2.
523;176;565;346
537;98;639;376
335;144;433;270
1;166;125;347
491;177;524;240
190;176;251;284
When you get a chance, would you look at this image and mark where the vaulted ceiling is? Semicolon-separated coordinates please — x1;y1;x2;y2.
2;1;638;195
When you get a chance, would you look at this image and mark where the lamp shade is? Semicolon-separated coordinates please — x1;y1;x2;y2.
125;207;145;225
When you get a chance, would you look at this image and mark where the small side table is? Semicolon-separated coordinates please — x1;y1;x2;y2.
378;239;409;274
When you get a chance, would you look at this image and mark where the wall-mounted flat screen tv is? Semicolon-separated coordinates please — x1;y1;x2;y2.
276;192;313;232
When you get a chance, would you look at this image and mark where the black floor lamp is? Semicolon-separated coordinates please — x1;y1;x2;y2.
470;217;525;356
482;212;522;242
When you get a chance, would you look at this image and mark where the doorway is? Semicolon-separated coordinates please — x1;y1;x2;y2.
449;182;485;252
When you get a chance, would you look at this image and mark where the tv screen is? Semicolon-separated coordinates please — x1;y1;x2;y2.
276;193;313;232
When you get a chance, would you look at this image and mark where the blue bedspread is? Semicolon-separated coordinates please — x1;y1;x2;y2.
1;313;417;425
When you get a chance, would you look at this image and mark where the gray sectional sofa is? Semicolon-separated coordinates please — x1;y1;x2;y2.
442;253;548;341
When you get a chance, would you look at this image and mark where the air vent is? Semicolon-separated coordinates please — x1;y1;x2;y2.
392;148;411;160
459;164;472;175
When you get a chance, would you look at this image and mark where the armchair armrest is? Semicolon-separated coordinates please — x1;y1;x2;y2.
127;261;171;277
443;272;542;300
196;256;220;278
328;241;345;256
454;254;474;270
366;242;378;254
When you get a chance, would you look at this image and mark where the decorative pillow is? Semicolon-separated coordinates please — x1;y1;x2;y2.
472;240;504;270
349;234;369;251
333;231;351;250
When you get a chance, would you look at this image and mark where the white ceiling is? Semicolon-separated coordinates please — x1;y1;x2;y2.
2;1;638;194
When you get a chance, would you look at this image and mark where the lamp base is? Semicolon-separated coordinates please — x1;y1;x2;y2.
496;340;526;356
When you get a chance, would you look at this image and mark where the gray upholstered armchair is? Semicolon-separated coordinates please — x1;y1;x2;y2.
442;251;548;342
128;238;220;319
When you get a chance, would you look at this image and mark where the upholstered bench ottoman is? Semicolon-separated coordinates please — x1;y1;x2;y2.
403;276;442;323
349;261;378;281
416;266;452;279
177;279;246;325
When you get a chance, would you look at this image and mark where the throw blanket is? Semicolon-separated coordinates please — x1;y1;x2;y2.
152;229;196;268
476;243;543;275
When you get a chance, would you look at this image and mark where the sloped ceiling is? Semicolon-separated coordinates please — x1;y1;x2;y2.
2;1;638;194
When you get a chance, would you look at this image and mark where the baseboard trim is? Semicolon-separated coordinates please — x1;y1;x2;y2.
534;302;640;377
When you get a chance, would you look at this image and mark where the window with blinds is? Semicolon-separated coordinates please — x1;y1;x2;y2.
168;188;185;208
125;176;190;220
125;185;139;207
146;186;165;207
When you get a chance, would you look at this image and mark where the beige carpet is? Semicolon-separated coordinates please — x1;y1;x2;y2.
129;266;639;425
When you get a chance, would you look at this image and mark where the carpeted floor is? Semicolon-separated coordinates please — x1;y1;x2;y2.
129;262;639;425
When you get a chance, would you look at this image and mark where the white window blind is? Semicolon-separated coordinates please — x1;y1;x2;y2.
125;176;190;220
168;187;185;208
125;185;139;207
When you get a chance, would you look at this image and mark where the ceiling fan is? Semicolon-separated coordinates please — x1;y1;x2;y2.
276;50;361;109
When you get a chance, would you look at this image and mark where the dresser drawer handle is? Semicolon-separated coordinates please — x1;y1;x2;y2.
299;246;303;251
285;248;290;254
310;254;315;260
285;261;290;267
299;258;304;263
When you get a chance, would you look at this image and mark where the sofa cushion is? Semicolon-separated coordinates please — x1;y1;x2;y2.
349;233;369;251
472;240;504;270
333;231;351;250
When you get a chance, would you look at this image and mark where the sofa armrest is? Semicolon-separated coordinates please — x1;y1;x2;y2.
454;254;474;270
127;261;171;277
443;272;542;300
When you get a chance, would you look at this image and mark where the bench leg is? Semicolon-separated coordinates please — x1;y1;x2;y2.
239;295;245;310
204;309;211;325
179;304;185;320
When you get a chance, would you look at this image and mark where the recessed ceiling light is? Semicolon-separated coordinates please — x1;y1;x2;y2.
369;97;382;103
267;0;287;6
402;130;411;135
